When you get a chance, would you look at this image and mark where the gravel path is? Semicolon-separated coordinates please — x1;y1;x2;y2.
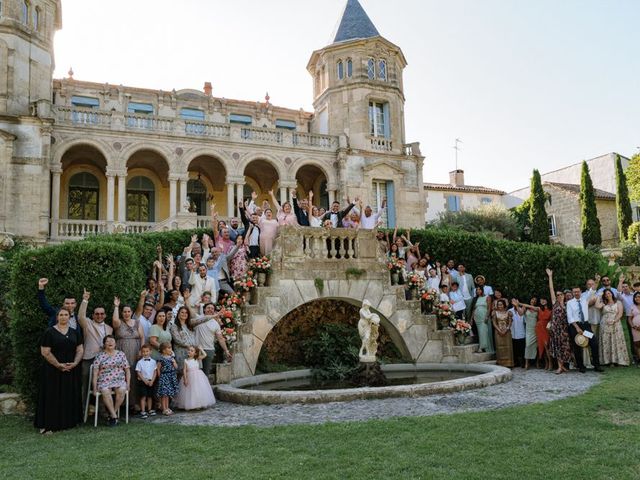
150;368;600;428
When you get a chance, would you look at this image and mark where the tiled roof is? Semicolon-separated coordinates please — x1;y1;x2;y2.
423;183;506;195
545;182;616;201
332;0;380;44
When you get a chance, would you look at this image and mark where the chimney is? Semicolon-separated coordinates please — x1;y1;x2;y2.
203;82;212;96
449;169;465;186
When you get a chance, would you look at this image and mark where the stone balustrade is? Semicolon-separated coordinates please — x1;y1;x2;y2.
370;136;393;152
54;107;339;151
54;219;108;239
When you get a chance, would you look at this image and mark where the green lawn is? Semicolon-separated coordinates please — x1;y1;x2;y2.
1;368;639;480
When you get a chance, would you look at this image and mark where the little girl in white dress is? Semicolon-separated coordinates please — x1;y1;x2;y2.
174;346;216;410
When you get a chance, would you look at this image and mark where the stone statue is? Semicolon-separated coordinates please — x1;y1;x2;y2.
358;300;380;362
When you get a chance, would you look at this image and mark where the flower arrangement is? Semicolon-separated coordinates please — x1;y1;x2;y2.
434;302;456;329
387;256;404;273
421;288;438;302
406;273;425;289
250;255;272;274
452;319;472;336
234;272;256;292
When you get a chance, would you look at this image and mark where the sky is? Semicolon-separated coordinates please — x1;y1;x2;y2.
53;0;640;192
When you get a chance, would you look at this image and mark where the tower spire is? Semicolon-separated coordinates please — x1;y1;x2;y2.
331;0;380;44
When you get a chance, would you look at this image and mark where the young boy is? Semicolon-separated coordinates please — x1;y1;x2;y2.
135;345;157;419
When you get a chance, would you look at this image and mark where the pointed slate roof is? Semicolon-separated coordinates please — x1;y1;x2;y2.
332;0;380;44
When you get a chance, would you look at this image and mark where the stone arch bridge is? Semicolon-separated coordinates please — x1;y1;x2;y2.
218;227;492;382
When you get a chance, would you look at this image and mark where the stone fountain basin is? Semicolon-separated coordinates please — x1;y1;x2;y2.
215;363;512;405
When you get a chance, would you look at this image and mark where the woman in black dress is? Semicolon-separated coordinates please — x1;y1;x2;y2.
34;309;84;434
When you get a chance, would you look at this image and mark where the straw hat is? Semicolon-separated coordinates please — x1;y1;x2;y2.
574;334;589;348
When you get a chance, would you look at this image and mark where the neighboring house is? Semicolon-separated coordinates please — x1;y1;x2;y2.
0;0;426;243
424;169;506;223
506;152;635;247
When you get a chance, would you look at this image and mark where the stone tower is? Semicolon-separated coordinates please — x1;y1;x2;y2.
307;0;424;228
0;0;62;241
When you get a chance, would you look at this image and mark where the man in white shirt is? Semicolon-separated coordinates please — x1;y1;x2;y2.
426;268;441;291
583;278;601;335
566;287;603;373
596;275;619;297
190;303;232;376
189;265;216;307
359;200;386;229
449;282;467;319
474;275;494;297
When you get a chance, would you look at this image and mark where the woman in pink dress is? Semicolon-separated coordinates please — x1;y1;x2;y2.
269;190;299;227
259;208;279;255
631;292;640;364
230;235;249;279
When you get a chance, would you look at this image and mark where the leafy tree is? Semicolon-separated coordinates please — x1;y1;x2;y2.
580;161;602;248
529;169;550;244
615;154;633;241
625;153;640;202
434;204;520;240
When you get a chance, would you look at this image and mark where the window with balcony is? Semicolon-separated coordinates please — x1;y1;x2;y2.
127;102;154;114
275;119;296;130
446;195;461;212
68;172;99;220
346;59;353;78
337;60;344;80
548;215;558;237
369;101;390;138
71;96;99;124
367;58;375;80
127;176;155;222
373;180;395;228
378;60;387;81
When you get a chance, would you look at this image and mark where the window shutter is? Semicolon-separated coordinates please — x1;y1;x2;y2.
386;182;396;228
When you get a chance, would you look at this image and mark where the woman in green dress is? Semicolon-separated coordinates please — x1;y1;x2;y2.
470;286;494;353
149;310;172;361
522;297;539;369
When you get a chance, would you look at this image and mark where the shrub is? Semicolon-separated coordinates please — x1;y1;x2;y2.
580;161;602;248
433;205;520;241
627;222;640;245
407;228;606;299
9;241;145;408
619;240;640;267
302;323;360;384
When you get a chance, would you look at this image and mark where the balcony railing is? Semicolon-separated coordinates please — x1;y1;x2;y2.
370;136;393;152
55;219;108;239
54;106;339;151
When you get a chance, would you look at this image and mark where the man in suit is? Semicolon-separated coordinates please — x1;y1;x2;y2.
456;263;475;309
291;189;310;226
38;278;78;329
209;237;242;299
321;198;356;228
566;286;604;373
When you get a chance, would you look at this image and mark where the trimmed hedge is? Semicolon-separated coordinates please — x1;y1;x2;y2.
408;228;606;300
9;241;146;407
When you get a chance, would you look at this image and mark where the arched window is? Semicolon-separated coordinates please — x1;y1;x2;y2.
187;178;208;215
378;60;387;81
126;176;155;222
22;1;29;25
33;7;40;31
346;59;353;78
337;60;344;80
68;172;99;220
367;58;375;80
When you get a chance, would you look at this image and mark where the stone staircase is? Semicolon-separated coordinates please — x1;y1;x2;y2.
216;227;495;383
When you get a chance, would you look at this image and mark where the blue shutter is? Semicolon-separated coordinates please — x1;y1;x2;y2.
127;102;154;113
275;119;296;130
71;96;99;107
386;182;396;228
383;103;391;138
180;108;205;120
229;114;252;125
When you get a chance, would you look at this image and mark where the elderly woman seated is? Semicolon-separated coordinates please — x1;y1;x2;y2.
91;335;130;426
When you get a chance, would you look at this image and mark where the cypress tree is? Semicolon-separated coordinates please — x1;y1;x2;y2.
580;161;602;248
528;169;549;244
615;154;633;240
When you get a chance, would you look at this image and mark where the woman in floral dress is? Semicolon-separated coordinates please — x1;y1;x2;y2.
92;335;130;426
596;289;630;366
546;269;573;374
230;235;249;280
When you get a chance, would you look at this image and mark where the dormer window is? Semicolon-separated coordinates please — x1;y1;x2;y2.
346;59;353;78
378;60;387;81
337;60;344;80
367;58;375;80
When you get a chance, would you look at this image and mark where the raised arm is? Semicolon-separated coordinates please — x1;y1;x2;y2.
37;278;57;320
112;297;122;329
166;255;175;291
78;288;90;331
307;191;314;220
392;226;399;244
135;290;147;318
269;189;281;212
375;199;387;221
546;269;556;305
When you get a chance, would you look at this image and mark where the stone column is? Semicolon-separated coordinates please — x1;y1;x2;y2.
226;182;235;218
50;167;62;238
279;186;287;205
169;176;178;218
106;172;115;224
179;177;188;212
328;189;336;204
117;173;127;223
236;183;244;216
